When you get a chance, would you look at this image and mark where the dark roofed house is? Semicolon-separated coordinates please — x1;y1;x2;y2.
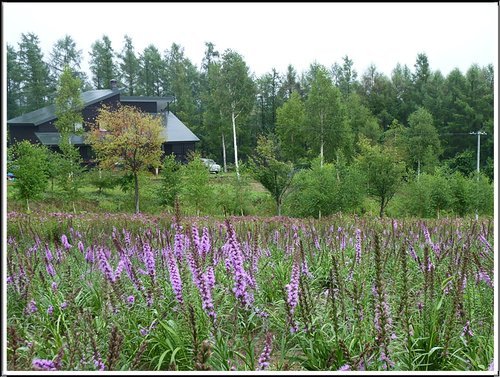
7;84;199;164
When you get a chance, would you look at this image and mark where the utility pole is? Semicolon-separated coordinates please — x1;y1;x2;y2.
469;130;487;220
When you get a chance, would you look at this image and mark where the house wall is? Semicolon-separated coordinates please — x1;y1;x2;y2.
8;124;39;144
163;142;196;163
120;100;157;113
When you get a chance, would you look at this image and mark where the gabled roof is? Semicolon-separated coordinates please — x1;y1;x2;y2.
35;132;86;146
121;96;175;113
7;90;119;126
163;112;200;143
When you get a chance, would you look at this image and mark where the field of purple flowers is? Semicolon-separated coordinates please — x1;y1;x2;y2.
6;211;495;371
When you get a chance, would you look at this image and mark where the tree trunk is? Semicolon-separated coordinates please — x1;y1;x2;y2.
222;133;227;173
134;172;140;213
379;197;385;218
232;111;240;179
320;139;324;168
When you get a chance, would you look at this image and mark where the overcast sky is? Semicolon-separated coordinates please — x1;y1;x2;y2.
2;2;498;79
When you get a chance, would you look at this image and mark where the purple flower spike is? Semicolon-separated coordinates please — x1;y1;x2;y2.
355;229;362;264
338;364;350;371
61;234;72;250
167;249;184;305
47;305;54;316
32;358;57;371
127;295;135;305
257;333;273;370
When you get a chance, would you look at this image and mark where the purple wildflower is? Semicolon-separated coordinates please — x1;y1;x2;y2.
114;260;125;280
27;300;37;314
338;364;350;371
93;355;105;371
61;234;71;250
199;272;216;320
32;358;57;371
167;249;184;305
488;361;494;371
85;246;94;264
47;305;54;316
140;327;149;336
417;302;424;312
127;295;135;305
201;227;211;257
46;263;56;277
461;320;474;337
78;240;84;254
478;269;493;288
205;265;216;290
143;243;156;284
97;247;115;283
45;244;53;262
286;262;300;315
51;281;58;292
257;333;273;370
226;222;253;307
60;302;68;310
7;276;13;285
174;227;184;259
186;251;202;289
355;228;362;264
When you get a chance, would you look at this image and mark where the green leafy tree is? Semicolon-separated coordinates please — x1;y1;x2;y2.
163;43;199;127
54;66;85;211
89;35;117;89
180;152;213;215
138;44;164;96
406;107;441;177
286;158;337;219
357;139;405;217
275;91;307;163
118;35;140;96
49;35;89;89
17;33;52;112
305;64;352;165
249;135;295;216
216;49;256;179
7;44;23;119
158;154;182;208
278;64;301;100
11;141;48;212
88;105;164;213
390;63;414;123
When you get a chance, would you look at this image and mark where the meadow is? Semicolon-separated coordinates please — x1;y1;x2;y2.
6;211;494;371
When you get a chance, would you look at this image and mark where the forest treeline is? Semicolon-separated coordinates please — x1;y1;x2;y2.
7;33;494;180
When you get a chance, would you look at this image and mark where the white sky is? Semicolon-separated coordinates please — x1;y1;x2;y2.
2;2;498;79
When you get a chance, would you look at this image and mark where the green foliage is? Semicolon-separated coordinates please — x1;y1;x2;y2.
89;35;117;89
357;139;405;217
275;91;307;163
11;140;48;210
86;168;120;194
54;66;83;136
179;153;213;215
406;107;441;175
305;64;352;163
158;154;182;208
249;136;295;216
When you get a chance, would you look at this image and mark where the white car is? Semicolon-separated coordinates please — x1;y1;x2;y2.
201;158;221;174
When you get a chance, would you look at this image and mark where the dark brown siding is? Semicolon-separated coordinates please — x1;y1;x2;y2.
8;124;38;144
120;101;157;113
163;142;196;163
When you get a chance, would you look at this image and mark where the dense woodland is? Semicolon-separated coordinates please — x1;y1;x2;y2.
7;33;494;176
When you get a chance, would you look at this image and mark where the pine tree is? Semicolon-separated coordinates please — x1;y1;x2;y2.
89;35;117;89
118;35;140;96
17;33;52;112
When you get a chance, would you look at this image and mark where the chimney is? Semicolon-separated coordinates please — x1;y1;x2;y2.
110;79;118;91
